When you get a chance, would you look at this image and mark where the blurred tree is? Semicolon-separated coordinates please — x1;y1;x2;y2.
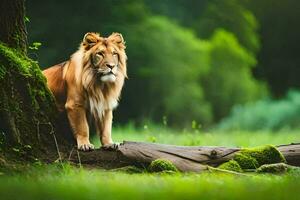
202;30;266;121
244;0;300;97
123;16;213;126
195;0;260;54
145;0;259;54
144;0;208;27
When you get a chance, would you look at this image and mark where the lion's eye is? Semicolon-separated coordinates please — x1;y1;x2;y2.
113;52;118;56
97;52;104;57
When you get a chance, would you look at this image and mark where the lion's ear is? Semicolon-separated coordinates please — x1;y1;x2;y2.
108;32;125;47
82;32;100;49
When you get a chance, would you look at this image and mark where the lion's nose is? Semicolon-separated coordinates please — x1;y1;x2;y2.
106;63;115;69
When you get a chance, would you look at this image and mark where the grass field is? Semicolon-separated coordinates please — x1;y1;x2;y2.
94;124;300;147
1;125;300;200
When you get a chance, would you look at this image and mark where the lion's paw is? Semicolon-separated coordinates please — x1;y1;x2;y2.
78;143;95;151
101;143;119;151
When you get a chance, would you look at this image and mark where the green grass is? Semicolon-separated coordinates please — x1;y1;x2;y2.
1;125;300;200
93;124;300;147
0;165;300;200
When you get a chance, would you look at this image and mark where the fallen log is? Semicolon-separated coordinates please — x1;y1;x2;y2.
68;141;300;172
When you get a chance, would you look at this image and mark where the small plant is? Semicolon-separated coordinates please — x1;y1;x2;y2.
147;136;157;143
29;42;42;50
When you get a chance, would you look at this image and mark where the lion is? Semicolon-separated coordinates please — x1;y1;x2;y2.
43;32;127;151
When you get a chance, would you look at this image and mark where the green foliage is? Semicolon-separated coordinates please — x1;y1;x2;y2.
148;159;178;173
28;42;42;50
218;90;300;131
218;160;242;172
125;16;212;126
195;0;260;53
202;29;266;120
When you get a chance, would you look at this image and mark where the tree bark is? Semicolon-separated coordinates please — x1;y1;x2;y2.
0;0;27;54
0;0;67;163
68;141;300;172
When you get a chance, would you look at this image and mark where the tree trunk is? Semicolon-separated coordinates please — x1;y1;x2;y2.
0;0;27;54
0;0;66;164
68;141;300;172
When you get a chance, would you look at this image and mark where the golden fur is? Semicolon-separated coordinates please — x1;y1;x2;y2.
43;32;127;150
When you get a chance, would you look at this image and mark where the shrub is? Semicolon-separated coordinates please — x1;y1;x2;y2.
123;16;213;126
202;29;267;121
218;90;300;131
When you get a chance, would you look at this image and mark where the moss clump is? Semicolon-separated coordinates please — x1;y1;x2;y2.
218;160;243;172
217;145;286;172
235;145;286;168
256;163;290;174
148;159;178;173
234;153;259;169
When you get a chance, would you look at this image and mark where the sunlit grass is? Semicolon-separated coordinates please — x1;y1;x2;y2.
1;126;300;200
92;123;300;148
0;164;300;200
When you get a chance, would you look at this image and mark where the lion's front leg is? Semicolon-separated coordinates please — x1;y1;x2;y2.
65;100;94;151
96;109;115;148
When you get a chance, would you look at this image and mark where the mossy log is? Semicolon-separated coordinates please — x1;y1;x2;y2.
68;141;300;172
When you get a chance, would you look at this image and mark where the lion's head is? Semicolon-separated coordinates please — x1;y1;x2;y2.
72;32;127;92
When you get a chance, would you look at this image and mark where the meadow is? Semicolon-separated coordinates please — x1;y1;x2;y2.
0;125;299;200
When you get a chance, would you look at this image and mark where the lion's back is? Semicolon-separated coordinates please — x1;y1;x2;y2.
43;62;67;112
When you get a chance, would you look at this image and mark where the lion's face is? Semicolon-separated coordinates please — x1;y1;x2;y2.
82;32;127;84
91;43;120;82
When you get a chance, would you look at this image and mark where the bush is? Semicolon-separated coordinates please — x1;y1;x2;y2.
202;29;267;121
218;90;300;131
123;16;213;126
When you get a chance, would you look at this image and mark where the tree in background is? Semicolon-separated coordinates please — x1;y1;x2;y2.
245;0;300;97
202;30;266;121
124;16;212;126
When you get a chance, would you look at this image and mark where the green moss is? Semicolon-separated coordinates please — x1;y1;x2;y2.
0;43;31;78
0;43;58;158
218;160;243;172
236;145;286;168
218;145;286;173
148;159;179;173
0;65;6;79
0;42;56;113
256;163;290;174
234;152;259;169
